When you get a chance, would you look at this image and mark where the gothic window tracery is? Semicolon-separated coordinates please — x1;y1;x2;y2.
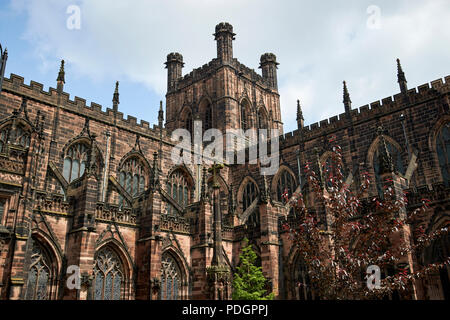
118;157;147;209
242;180;257;212
276;169;297;204
63;143;89;183
166;169;191;215
204;103;212;132
241;101;251;131
93;247;124;301
0;124;31;153
160;253;182;300
257;109;268;130
373;139;404;195
293;256;316;300
25;241;53;300
436;124;450;186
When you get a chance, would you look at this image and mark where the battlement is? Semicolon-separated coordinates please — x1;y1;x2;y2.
279;75;450;147
175;57;271;90
1;73;165;140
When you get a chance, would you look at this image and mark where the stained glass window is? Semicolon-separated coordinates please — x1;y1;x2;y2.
25;242;52;300
373;140;404;195
160;253;182;300
93;247;124;300
0;124;30;153
257;110;268;129
63;143;89;183
118;157;147;209
204;103;213;132
242;180;257;212
241;103;249;131
276;170;297;203
166;170;190;215
293;256;315;300
436;124;450;186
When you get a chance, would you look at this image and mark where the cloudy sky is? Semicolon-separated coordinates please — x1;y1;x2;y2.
1;0;449;133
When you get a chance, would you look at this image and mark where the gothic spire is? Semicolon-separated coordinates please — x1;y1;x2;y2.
397;58;408;94
113;81;120;111
296;99;304;129
343;81;352;113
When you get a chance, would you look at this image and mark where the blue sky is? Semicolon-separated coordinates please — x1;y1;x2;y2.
1;0;449;133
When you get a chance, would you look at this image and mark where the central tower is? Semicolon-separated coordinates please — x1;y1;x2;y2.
165;22;283;137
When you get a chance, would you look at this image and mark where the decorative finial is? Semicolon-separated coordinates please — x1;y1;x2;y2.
113;81;120;111
397;58;408;94
343;81;352;112
296;99;304;129
158;101;164;127
57;60;65;83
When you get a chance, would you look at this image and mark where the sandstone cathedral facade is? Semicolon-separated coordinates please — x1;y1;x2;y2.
0;23;448;300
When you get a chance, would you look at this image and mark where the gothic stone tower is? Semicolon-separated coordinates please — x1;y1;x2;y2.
165;22;283;137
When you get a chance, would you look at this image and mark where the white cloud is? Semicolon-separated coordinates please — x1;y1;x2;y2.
10;0;450;132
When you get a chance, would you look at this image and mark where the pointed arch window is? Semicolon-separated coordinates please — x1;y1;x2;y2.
0;198;6;225
166;169;191;215
161;253;182;300
0;126;8;153
63;143;89;183
204;103;213;132
93;247;124;300
257;109;268;130
185;112;193;137
322;155;345;191
373;140;404;195
276;170;297;204
293;256;316;300
118;157;147;209
0;124;30;153
241;104;249;131
25;241;53;300
242;180;258;212
436;124;450;186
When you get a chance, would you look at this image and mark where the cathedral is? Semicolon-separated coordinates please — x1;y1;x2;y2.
0;22;448;300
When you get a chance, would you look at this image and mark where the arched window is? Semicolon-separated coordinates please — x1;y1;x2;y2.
241;101;250;131
63;143;89;183
257;109;268;130
93;247;124;301
204;103;213;132
322;155;345;190
161;252;183;300
185;112;193;137
25;241;53;300
0;126;9;153
276;170;297;203
166;169;191;215
242;180;258;212
0;198;6;225
436;124;450;186
373;140;404;195
118;157;147;209
293;255;316;300
0;124;30;153
427;233;450;300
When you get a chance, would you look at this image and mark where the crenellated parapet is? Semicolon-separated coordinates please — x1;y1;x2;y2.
1;74;169;142
278;75;450;149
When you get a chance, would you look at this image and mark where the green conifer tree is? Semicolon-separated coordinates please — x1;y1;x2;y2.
232;238;275;300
